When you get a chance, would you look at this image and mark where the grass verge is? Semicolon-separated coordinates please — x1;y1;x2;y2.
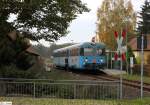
121;74;150;84
1;97;150;105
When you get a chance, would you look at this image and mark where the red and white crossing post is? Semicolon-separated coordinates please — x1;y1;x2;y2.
114;29;127;99
114;30;126;63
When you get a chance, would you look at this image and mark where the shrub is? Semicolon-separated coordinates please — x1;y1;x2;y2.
136;56;141;64
0;64;37;79
147;54;150;64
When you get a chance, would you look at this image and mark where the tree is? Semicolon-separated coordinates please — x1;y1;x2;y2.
0;0;89;76
137;0;150;35
96;0;136;50
0;0;89;41
0;34;31;68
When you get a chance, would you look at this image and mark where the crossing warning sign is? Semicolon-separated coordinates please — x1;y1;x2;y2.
114;30;127;61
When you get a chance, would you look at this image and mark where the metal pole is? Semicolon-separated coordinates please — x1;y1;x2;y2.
34;82;36;98
120;56;123;70
120;29;123;99
131;67;133;75
74;84;76;99
126;22;129;74
130;57;133;75
111;52;112;69
107;52;109;69
120;53;123;99
120;74;123;99
141;35;144;99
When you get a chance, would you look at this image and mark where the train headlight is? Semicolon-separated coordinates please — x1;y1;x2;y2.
100;59;104;63
85;58;88;62
84;58;88;64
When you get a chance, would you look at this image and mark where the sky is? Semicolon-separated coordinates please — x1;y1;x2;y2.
35;0;145;46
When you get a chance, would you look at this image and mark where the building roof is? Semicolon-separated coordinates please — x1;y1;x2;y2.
26;46;40;56
128;35;150;51
8;30;17;41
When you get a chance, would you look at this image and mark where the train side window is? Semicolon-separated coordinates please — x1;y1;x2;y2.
66;50;69;56
63;51;65;56
102;48;105;55
70;48;78;56
70;49;72;56
73;49;75;56
77;48;79;56
70;49;73;56
74;48;79;56
55;52;59;57
80;48;84;56
59;51;61;57
63;50;67;57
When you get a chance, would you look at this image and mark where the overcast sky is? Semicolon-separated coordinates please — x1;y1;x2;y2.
39;0;145;46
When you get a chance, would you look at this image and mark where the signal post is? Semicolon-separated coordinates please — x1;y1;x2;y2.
114;29;127;99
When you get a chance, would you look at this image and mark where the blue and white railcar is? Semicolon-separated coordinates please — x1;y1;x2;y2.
53;42;106;71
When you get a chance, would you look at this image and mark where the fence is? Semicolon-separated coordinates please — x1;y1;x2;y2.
0;78;120;100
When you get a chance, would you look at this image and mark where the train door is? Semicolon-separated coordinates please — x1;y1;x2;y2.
65;58;68;67
65;50;69;70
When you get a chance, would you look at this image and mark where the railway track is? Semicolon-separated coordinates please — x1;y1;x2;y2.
54;67;150;93
68;70;150;92
91;74;150;92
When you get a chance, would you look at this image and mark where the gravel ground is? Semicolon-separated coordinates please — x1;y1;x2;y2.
123;85;150;99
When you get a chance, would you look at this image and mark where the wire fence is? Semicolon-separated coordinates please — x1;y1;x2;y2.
0;79;120;100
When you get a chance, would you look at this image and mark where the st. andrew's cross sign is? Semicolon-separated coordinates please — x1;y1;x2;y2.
114;29;127;61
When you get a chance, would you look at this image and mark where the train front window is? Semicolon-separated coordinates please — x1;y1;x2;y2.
96;49;102;55
97;48;105;55
84;48;93;56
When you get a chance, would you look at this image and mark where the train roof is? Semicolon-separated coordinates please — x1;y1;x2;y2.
53;42;105;53
95;42;106;48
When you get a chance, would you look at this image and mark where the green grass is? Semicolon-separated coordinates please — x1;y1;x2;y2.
1;97;150;105
121;74;150;84
38;68;85;80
